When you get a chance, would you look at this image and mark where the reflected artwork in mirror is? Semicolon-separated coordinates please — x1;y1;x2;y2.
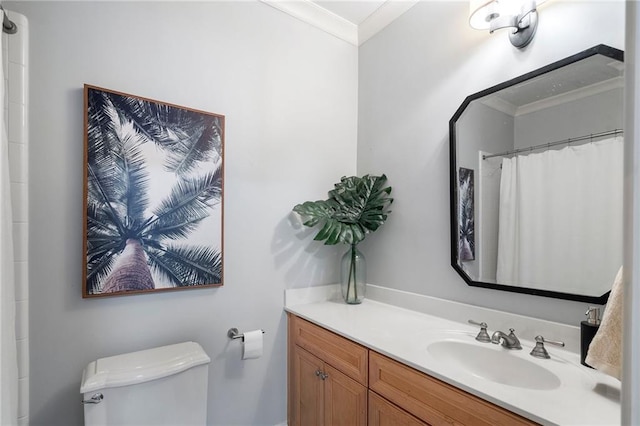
449;45;624;303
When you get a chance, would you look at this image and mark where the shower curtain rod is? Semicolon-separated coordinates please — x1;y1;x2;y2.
0;6;17;35
482;128;623;160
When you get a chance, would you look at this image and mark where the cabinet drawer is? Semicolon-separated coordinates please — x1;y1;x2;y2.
369;352;537;426
290;315;368;385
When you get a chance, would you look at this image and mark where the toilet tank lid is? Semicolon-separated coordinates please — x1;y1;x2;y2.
80;341;211;394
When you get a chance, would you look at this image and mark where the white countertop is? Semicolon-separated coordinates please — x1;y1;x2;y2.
285;286;621;426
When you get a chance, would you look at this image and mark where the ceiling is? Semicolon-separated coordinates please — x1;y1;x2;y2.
259;0;419;46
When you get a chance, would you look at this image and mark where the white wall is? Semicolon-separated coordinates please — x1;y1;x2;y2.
5;2;357;425
4;10;29;426
357;1;625;324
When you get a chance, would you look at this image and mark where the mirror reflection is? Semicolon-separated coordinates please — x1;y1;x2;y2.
450;45;624;303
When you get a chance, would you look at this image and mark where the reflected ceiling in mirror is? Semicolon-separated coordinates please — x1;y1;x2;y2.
449;45;623;304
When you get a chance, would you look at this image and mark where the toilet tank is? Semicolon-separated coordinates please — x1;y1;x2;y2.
80;341;211;426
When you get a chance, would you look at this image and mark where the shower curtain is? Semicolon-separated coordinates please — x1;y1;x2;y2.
496;137;623;294
0;9;18;424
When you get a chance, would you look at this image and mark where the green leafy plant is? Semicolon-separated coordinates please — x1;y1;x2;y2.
293;174;393;303
293;174;393;245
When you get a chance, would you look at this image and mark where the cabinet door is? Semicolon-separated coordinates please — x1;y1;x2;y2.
292;346;324;426
368;391;427;426
324;363;367;426
290;315;368;385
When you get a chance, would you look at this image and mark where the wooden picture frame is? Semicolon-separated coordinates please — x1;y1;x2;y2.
83;85;224;297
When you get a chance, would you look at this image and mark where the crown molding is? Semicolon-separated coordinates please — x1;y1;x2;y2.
260;0;358;45
259;0;419;46
481;96;518;116
515;76;624;116
358;0;420;45
481;76;624;117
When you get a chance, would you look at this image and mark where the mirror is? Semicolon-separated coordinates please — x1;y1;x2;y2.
449;45;624;304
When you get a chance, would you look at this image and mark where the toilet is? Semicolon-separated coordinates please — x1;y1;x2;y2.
80;341;211;425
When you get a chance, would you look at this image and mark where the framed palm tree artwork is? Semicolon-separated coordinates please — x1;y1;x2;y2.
458;167;475;262
83;85;224;297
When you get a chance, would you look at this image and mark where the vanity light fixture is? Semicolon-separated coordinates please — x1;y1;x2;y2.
469;0;545;48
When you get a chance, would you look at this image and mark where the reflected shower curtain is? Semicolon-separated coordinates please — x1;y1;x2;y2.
496;137;623;294
0;10;18;424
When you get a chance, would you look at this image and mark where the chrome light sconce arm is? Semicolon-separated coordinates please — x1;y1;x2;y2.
470;0;543;48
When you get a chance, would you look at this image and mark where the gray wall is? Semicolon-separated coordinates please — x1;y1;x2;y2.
456;102;513;280
515;88;624;148
357;1;625;323
6;2;357;425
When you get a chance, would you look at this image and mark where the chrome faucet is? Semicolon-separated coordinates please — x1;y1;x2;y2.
491;328;522;350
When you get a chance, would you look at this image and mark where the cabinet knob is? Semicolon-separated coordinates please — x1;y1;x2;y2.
315;369;329;380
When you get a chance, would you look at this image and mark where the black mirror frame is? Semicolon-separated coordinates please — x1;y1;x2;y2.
449;44;623;304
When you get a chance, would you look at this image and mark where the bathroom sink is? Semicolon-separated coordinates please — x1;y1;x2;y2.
427;340;561;390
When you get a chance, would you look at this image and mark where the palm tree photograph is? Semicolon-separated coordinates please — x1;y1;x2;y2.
458;167;475;262
83;85;224;297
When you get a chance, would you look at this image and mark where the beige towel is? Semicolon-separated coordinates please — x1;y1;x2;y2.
585;266;623;380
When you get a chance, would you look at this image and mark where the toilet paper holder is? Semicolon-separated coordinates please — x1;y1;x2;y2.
227;328;265;341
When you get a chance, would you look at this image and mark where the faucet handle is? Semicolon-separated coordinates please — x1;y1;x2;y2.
468;320;491;343
530;335;565;359
507;328;522;349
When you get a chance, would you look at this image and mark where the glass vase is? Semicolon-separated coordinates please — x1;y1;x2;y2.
340;244;366;304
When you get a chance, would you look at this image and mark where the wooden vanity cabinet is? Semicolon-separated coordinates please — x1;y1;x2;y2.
288;314;368;426
288;313;538;426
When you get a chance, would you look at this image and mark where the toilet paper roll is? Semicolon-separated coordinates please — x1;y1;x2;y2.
242;330;263;360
